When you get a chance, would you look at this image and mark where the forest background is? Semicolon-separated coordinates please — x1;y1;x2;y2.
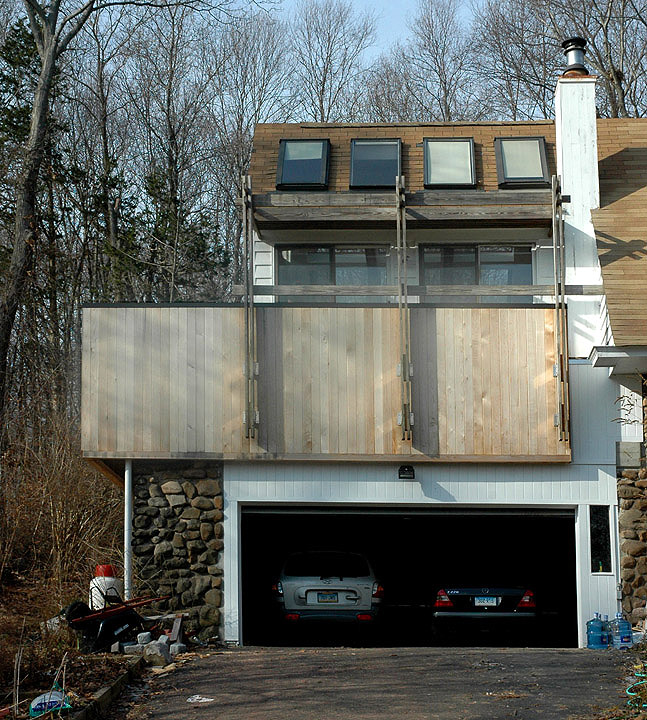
0;0;646;643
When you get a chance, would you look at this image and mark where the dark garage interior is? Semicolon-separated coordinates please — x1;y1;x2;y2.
241;507;578;648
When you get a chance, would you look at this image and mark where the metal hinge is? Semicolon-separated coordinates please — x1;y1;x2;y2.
553;364;558;377
397;412;402;426
554;414;560;427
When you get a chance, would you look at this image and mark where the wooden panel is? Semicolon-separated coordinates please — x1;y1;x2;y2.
421;307;568;458
248;122;556;194
256;306;404;456
82;307;246;456
82;305;569;461
593;119;647;346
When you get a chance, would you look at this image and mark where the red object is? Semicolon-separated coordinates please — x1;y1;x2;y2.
356;614;373;622
517;590;536;609
95;564;117;578
69;595;170;624
284;613;300;622
433;589;454;608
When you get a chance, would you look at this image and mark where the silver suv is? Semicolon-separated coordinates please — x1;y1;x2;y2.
273;551;383;623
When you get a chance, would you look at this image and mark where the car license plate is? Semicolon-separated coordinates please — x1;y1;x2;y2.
474;596;498;607
317;592;338;603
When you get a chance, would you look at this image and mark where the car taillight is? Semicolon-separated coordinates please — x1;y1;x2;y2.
517;590;536;609
272;582;283;596
372;582;384;599
433;589;453;608
356;614;373;621
284;613;300;621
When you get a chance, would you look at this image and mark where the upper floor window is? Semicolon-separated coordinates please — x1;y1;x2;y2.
420;244;533;303
277;245;389;303
276;139;330;190
350;138;401;189
424;138;475;188
495;137;549;189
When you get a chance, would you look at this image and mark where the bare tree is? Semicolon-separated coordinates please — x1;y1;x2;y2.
0;0;234;442
207;10;292;282
290;0;376;122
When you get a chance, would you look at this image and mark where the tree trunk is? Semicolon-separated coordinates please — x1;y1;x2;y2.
0;46;56;447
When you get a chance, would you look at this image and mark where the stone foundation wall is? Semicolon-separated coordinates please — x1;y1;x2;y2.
131;462;224;639
618;468;647;624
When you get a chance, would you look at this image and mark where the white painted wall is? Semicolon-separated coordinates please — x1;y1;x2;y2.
253;231;274;303
555;75;606;358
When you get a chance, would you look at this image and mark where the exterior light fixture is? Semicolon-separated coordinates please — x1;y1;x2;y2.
398;465;415;480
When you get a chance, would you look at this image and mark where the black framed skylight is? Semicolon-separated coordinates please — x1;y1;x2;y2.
494;137;550;188
276;139;330;190
350;138;401;189
424;138;475;188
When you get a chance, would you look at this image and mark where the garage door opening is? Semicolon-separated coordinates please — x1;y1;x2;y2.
241;507;577;648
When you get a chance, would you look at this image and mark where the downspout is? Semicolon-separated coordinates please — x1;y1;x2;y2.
124;459;133;600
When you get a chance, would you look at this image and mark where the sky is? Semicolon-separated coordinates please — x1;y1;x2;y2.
279;0;417;58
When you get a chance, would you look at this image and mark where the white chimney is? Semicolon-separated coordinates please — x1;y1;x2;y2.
554;36;603;354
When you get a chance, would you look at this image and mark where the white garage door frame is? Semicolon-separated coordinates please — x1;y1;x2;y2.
223;462;619;648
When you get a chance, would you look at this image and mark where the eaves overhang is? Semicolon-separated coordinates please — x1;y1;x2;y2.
589;345;647;376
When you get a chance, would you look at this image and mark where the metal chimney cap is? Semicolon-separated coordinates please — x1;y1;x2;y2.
562;36;588;76
562;36;587;52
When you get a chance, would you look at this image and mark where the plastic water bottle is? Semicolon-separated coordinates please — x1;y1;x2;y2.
610;612;633;648
603;615;611;646
587;613;608;649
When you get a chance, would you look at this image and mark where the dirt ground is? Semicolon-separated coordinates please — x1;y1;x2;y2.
106;645;633;720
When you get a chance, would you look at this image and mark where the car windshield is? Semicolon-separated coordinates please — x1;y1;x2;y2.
283;552;370;578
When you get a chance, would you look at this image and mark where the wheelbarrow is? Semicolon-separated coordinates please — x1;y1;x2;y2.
64;595;170;652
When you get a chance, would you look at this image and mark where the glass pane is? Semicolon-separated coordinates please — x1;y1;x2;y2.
277;247;331;299
479;246;532;303
590;506;611;573
422;246;477;285
501;139;544;180
351;140;399;187
334;247;388;303
280;141;326;186
425;140;473;185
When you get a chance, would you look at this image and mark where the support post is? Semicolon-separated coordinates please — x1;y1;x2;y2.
552;175;570;443
242;175;257;438
395;175;412;442
124;459;133;601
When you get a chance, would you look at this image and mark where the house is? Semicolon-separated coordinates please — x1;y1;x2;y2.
80;39;647;647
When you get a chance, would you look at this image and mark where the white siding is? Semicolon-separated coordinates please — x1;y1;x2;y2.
253;231;274;303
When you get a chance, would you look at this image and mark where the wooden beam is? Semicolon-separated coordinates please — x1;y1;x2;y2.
84;451;571;463
232;284;604;297
86;458;124;488
252;190;552;207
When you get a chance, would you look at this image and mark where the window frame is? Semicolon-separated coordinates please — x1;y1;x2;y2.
276;138;331;191
589;505;613;574
350;138;402;190
418;242;536;304
494;136;550;189
423;137;476;189
275;244;391;303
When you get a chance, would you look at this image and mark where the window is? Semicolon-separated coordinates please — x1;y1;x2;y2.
276;139;330;190
424;138;475;188
420;244;533;303
590;506;612;573
277;246;389;303
494;137;550;188
350;139;401;189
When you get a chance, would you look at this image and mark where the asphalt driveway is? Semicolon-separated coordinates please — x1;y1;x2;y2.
118;646;631;720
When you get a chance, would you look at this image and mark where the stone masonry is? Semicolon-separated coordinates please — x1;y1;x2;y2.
131;462;224;640
618;467;647;624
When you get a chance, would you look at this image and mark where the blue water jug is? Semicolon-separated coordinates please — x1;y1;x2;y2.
587;612;608;649
610;612;633;648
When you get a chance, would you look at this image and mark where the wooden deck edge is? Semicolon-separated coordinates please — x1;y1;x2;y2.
83;451;572;464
